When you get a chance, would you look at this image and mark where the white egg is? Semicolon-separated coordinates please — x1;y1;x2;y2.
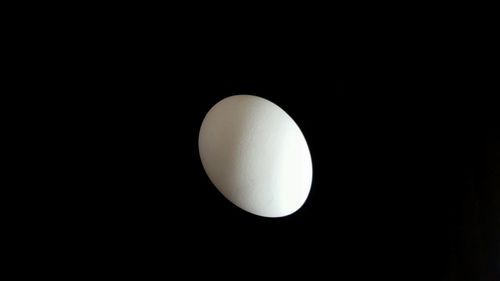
198;95;313;218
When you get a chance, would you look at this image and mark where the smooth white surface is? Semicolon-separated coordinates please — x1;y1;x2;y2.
198;95;312;218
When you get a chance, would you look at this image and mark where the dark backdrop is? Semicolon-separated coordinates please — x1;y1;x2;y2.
32;14;499;280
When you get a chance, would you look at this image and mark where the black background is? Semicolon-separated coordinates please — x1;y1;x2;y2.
20;10;499;280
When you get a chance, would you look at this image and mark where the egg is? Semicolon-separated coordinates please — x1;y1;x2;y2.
198;95;313;218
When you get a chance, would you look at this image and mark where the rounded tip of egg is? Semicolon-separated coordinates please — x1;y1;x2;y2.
198;95;313;218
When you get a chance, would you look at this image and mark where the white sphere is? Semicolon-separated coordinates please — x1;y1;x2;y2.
198;95;313;218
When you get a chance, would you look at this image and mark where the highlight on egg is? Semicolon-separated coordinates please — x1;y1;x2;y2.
198;95;313;218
